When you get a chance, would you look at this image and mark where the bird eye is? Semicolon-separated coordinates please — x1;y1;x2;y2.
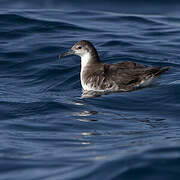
78;46;82;49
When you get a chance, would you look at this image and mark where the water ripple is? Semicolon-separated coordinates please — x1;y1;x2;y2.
0;9;180;180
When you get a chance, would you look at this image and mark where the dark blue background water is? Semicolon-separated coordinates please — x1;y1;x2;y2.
0;0;180;179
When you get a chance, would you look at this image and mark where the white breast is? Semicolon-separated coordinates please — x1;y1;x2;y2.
80;53;93;91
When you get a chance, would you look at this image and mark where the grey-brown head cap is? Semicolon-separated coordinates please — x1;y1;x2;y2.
59;40;100;62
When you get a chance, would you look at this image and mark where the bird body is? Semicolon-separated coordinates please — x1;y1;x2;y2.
81;61;168;91
59;40;169;92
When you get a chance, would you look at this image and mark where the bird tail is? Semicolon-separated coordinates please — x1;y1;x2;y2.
155;66;170;77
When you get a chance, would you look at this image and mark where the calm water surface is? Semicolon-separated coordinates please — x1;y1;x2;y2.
0;5;180;180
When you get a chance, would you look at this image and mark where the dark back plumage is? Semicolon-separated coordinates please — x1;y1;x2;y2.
82;61;169;91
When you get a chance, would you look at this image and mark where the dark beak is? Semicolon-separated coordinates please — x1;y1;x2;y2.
59;50;74;59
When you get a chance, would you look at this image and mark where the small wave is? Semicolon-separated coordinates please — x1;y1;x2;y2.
0;9;179;180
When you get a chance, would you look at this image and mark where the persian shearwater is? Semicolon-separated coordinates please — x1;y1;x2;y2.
59;40;169;92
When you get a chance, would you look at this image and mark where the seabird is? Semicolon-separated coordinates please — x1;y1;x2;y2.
59;40;169;92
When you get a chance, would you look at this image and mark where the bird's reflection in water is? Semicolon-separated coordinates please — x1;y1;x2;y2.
73;110;98;122
81;132;101;136
73;109;100;145
74;110;97;117
70;99;98;122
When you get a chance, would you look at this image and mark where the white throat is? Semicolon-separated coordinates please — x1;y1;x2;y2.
80;53;91;90
80;52;91;69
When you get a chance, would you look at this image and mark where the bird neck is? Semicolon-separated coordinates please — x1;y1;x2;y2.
80;52;100;69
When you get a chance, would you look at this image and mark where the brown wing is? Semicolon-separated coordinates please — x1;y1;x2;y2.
82;61;169;91
103;61;165;91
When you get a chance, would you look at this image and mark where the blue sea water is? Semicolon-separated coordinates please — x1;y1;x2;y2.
0;1;180;179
